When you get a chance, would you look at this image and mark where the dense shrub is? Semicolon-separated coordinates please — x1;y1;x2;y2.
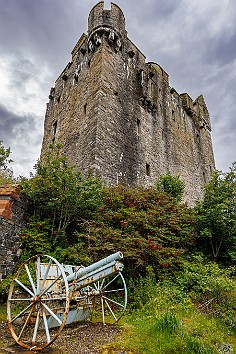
72;186;196;278
195;162;236;264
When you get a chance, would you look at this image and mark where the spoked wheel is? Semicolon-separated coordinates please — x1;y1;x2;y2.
7;255;70;351
90;272;127;324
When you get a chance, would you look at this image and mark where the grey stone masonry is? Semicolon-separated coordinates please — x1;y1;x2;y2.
41;1;215;206
0;186;28;281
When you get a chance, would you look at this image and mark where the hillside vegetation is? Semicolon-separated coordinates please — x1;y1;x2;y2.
0;144;235;353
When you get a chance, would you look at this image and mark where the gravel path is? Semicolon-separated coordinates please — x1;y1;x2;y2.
0;321;124;354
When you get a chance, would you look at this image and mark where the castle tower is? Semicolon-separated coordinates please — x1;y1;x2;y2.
41;1;215;205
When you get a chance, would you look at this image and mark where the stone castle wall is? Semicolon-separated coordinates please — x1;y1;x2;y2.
41;1;215;205
0;186;28;280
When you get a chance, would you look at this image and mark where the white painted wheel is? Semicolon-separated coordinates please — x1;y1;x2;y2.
7;255;70;351
90;272;127;324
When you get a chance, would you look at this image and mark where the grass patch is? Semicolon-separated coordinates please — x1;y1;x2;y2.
103;282;236;354
0;302;6;321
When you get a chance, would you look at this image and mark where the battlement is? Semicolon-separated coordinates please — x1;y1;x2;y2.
88;1;126;37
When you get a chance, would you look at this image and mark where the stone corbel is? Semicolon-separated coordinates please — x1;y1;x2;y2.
94;33;102;46
115;38;122;52
88;27;122;54
108;30;115;43
88;40;95;52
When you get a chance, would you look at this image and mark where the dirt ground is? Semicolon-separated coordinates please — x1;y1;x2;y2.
0;320;126;354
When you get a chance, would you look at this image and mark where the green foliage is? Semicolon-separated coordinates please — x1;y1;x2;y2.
0;141;14;184
21;145;103;246
0;169;15;185
75;185;196;278
195;162;236;263
184;336;216;354
20;219;53;257
176;254;235;295
108;280;235;354
153;312;181;335
0;140;12;169
0;274;14;302
128;266;158;309
175;255;236;332
155;172;185;203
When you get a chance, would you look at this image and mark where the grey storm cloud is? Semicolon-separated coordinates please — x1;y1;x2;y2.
0;104;36;139
0;0;235;176
205;31;236;66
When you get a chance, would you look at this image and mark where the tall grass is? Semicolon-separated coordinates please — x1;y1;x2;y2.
104;277;235;354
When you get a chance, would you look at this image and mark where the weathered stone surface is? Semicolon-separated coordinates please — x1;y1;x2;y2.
41;1;215;206
0;200;13;219
0;186;28;281
0;185;21;201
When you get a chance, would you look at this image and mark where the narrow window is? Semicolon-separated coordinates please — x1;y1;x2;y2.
137;118;141;135
172;110;175;120
84;103;87;117
52;121;57;144
53;121;57;136
146;163;150;176
203;171;206;183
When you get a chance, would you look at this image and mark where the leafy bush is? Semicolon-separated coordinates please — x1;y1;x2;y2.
155;172;185;203
0;140;12;170
175;254;236;332
0;140;15;184
195;162;236;263
21;145;103;248
74;185;196;278
0;274;14;302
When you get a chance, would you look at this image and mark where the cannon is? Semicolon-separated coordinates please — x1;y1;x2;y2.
7;252;127;351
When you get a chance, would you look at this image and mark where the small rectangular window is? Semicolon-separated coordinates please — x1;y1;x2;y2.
52;121;57;144
84;103;87;116
203;171;206;183
137;119;141;135
146;163;150;176
172;110;175;120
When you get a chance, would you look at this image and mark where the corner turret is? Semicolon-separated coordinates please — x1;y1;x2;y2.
88;2;126;38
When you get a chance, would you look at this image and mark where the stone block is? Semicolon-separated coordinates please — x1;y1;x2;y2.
0;185;22;201
0;200;13;219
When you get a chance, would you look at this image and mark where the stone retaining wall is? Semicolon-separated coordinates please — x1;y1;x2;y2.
0;185;28;280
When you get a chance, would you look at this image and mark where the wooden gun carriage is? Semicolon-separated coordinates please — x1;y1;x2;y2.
7;252;127;351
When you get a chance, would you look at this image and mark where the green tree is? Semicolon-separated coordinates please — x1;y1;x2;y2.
21;145;103;246
0;141;14;184
155;173;185;203
0;140;12;169
195;162;236;263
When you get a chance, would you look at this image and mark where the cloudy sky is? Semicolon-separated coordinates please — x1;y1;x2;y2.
0;0;235;177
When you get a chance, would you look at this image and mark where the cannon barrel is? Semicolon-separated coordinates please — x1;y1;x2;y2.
66;251;123;282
